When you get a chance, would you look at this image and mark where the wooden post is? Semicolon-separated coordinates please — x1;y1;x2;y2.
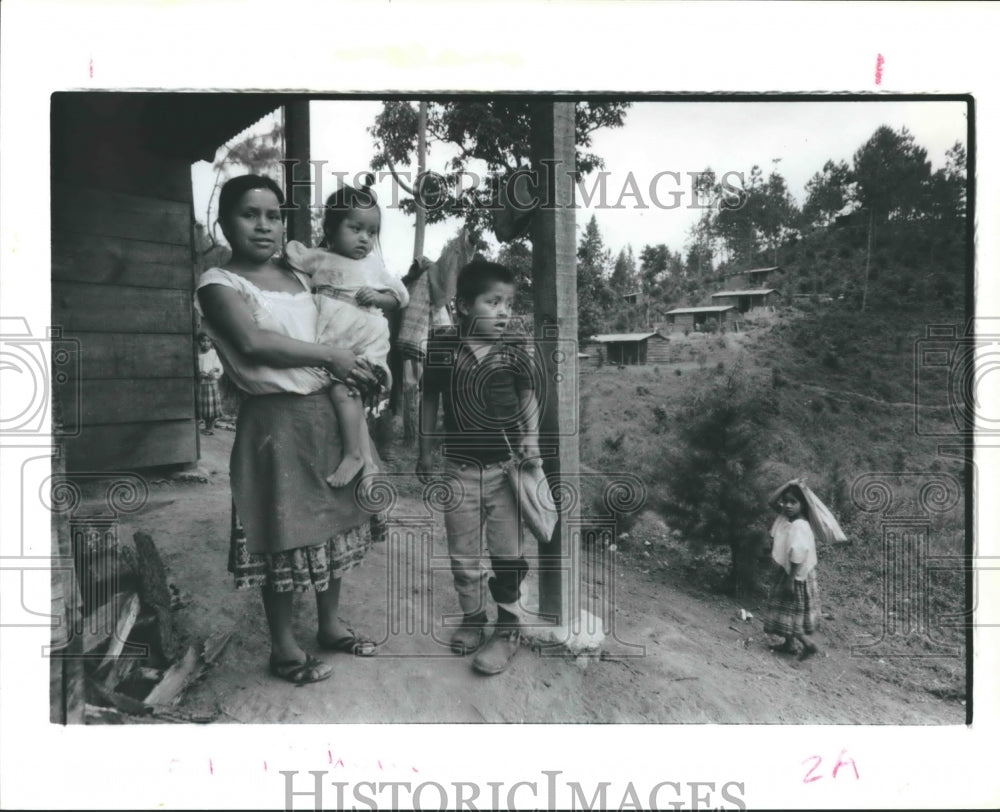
530;102;578;625
284;100;313;246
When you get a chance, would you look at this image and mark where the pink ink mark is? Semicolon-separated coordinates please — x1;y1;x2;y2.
263;761;268;772
89;57;93;79
832;749;860;780
328;750;333;764
209;759;214;775
378;760;384;770
802;755;823;784
875;54;885;85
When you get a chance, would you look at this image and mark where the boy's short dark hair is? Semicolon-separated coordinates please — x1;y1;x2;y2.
455;260;516;306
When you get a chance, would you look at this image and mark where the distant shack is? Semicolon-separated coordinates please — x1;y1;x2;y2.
710;288;778;313
661;305;736;333
723;266;779;288
587;332;671;365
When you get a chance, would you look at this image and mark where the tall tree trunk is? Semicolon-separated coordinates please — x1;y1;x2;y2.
413;101;428;260
861;208;875;312
401;102;430;447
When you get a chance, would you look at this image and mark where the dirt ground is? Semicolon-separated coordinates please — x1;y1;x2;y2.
115;427;962;725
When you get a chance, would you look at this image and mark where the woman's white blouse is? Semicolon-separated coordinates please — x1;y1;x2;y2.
194;267;330;396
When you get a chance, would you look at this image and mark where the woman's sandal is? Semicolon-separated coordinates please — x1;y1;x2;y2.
269;654;332;685
769;640;798;655
317;629;377;657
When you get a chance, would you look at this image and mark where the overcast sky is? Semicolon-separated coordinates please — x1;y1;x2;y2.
192;98;967;275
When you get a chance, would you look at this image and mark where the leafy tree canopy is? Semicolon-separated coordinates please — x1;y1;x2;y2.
369;99;630;235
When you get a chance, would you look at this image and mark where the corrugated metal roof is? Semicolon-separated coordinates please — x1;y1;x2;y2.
664;306;735;314
590;332;662;342
711;289;777;297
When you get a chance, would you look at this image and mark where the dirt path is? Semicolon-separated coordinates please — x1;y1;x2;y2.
119;430;960;725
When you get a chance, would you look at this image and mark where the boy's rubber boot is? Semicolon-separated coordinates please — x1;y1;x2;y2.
451;613;488;655
471;624;521;675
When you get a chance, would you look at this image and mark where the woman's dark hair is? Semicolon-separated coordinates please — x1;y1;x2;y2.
319;172;381;249
456;260;516;310
780;483;811;519
217;174;286;238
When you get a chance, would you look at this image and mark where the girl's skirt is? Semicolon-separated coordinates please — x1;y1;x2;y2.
227;391;385;592
764;566;820;637
199;380;222;423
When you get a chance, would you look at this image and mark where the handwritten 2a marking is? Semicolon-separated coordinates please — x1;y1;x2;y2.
802;749;860;783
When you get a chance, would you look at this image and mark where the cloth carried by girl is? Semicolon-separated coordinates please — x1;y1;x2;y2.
767;478;847;545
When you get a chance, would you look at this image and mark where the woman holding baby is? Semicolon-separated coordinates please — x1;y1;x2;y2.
196;174;387;685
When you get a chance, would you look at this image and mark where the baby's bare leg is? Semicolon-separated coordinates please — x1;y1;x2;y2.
326;382;366;488
359;416;378;476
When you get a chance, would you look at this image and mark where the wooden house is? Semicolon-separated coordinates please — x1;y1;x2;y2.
51;93;312;472
588;332;670;365
710;288;778;313
723;266;778;288
661;305;735;332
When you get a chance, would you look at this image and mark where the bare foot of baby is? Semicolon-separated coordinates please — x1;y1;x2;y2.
326;453;365;488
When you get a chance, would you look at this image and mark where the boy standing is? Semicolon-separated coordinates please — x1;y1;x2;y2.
417;260;541;675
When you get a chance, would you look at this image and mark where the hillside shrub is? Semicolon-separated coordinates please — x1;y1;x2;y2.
661;366;771;596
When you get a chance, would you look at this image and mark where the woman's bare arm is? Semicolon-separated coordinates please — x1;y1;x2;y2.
198;284;374;385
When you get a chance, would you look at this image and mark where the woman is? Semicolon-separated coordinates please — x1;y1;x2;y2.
196;174;380;685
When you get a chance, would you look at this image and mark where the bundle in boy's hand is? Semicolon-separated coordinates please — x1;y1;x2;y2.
505;457;558;545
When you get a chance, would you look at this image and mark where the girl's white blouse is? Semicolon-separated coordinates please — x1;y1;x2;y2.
770;515;817;579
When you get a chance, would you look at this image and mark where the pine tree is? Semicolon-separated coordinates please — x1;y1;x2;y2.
576;215;614;341
662;368;770;595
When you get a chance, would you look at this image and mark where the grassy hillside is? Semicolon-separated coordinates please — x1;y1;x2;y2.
578;299;968;701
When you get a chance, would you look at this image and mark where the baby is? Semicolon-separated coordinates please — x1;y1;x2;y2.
283;181;408;489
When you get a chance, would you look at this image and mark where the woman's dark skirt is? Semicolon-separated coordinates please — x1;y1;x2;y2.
227;391;384;592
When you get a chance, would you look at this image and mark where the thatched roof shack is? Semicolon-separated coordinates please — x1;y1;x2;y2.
51;93;309;471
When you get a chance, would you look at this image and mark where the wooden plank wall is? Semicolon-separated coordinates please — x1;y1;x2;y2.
645;336;672;364
52;124;199;470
